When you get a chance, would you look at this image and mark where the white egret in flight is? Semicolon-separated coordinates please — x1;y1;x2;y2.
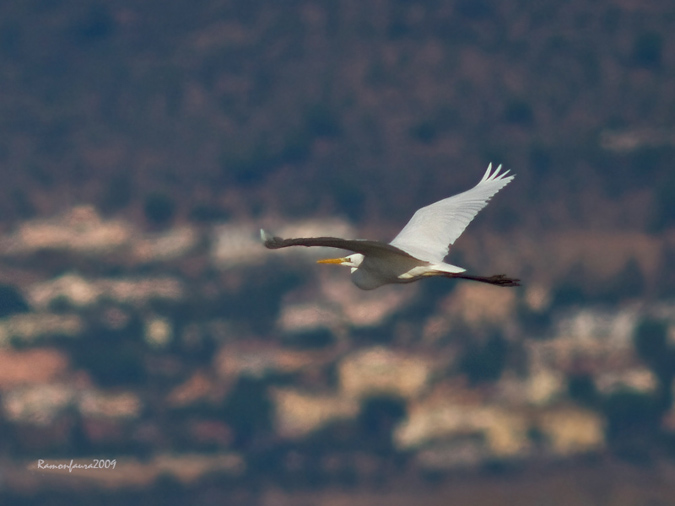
261;164;519;290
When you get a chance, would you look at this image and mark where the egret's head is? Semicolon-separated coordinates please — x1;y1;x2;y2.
317;253;363;272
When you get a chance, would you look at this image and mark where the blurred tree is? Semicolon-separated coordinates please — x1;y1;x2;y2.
503;99;534;126
222;376;273;450
633;317;675;409
602;389;661;461
598;258;645;304
327;177;366;222
456;0;496;20
188;202;230;223
143;192;176;227
0;284;30;318
632;31;663;69
282;328;336;349
357;394;407;454
528;144;553;175
71;339;146;387
550;262;587;308
67;4;115;47
9;188;36;219
518;303;552;338
101;174;133;214
217;270;301;335
278;131;312;166
567;372;598;407
634;318;669;370
304;105;342;139
656;247;675;298
649;165;675;232
221;143;276;186
409;106;458;144
409;120;438;144
69;309;146;387
459;332;508;384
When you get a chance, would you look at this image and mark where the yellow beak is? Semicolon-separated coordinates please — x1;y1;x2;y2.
317;257;347;265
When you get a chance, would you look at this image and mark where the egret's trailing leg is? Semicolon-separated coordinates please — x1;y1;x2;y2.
447;273;520;287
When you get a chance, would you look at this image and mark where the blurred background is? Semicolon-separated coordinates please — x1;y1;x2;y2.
1;1;675;504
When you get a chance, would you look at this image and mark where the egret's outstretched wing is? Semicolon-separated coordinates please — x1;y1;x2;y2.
261;230;416;260
390;164;514;263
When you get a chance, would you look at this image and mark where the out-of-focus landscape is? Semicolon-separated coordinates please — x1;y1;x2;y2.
1;1;675;504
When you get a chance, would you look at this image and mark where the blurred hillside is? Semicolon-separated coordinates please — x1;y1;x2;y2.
1;1;675;505
1;0;675;231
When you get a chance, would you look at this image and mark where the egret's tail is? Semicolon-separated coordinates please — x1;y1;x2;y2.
447;273;520;287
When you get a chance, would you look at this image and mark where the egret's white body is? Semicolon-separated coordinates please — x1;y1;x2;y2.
262;164;519;289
